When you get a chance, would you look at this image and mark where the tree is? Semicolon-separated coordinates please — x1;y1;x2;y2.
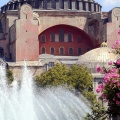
35;63;69;87
35;63;96;103
85;103;108;120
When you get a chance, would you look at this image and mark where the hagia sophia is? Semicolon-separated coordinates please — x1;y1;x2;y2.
0;0;119;61
0;0;120;100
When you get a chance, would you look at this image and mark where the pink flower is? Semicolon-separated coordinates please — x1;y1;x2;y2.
103;73;111;83
108;61;113;65
98;83;104;88
96;88;102;93
113;97;116;101
116;101;120;105
101;94;107;99
109;68;118;73
118;29;120;35
117;93;120;98
96;66;103;73
112;40;120;49
116;59;120;65
111;80;118;83
117;82;120;87
111;73;119;78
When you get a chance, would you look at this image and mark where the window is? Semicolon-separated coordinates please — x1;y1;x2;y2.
78;36;82;43
69;48;73;55
59;47;64;55
78;48;82;55
0;47;4;57
48;62;54;68
68;0;71;9
59;29;64;42
41;35;46;43
51;0;56;9
59;0;64;9
41;47;46;54
51;47;55;54
87;48;91;51
68;33;72;42
43;0;47;9
51;33;55;42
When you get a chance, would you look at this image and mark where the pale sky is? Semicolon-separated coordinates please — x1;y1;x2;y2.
0;0;120;12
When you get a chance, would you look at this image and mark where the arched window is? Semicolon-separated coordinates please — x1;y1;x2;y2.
51;47;55;54
69;48;73;55
59;0;64;9
68;33;72;42
41;35;46;43
78;36;82;43
51;0;56;9
68;0;71;9
59;29;64;42
87;47;91;51
0;47;4;57
41;47;46;54
43;0;47;9
51;32;55;42
59;47;64;55
78;48;82;55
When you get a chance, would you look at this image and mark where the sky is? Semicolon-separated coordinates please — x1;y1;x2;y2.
0;0;120;12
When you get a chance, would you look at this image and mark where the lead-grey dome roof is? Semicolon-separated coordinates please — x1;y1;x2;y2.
76;47;117;73
0;0;101;13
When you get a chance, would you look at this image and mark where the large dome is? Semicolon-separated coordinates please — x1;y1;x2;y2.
0;0;101;13
76;47;117;73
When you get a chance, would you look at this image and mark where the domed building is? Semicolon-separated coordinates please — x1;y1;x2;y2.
0;0;102;62
76;45;116;73
76;44;117;98
0;0;120;64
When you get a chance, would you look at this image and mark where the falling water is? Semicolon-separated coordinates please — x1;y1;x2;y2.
0;63;91;120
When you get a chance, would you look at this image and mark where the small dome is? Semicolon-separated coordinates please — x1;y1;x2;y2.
101;42;107;47
76;47;117;73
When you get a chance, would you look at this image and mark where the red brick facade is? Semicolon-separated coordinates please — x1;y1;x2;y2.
39;25;94;56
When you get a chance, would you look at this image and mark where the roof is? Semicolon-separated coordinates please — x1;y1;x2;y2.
76;47;117;73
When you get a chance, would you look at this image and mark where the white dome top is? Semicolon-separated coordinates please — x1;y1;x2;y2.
76;47;117;73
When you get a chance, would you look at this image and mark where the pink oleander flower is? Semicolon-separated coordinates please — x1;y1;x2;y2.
116;59;120;65
113;97;116;101
116;101;120;105
110;73;119;78
108;61;113;65
108;68;118;73
112;40;120;49
118;29;120;35
98;83;104;88
117;82;120;87
117;93;120;98
96;87;103;93
101;94;107;99
96;66;103;73
103;73;111;83
111;80;118;83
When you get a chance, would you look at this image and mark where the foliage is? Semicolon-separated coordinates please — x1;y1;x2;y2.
35;64;69;87
6;69;14;84
96;31;120;116
35;64;95;103
85;103;108;120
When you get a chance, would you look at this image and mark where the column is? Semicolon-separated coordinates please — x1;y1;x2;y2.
78;1;83;10
71;0;76;10
85;2;89;11
91;3;94;11
64;0;68;10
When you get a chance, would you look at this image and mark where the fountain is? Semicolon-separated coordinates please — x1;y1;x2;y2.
0;63;91;120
